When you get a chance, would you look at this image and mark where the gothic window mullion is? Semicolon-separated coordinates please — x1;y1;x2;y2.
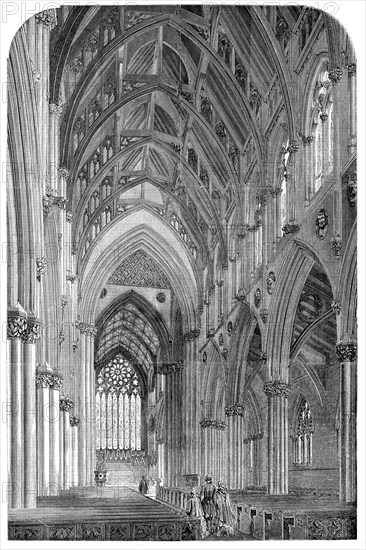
128;393;132;449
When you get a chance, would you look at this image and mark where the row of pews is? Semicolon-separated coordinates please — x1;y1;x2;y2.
232;493;356;540
8;487;200;541
157;486;357;540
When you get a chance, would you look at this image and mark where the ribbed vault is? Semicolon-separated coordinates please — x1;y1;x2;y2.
79;214;199;331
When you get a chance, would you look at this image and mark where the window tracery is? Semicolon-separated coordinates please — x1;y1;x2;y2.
90;148;101;179
88;93;102;127
73;115;86;153
292;396;314;466
279;141;290;227
311;63;334;194
96;355;141;451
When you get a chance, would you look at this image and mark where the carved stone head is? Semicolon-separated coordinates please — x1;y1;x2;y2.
315;208;328;239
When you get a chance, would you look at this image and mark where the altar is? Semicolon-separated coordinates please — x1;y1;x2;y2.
105;461;137;488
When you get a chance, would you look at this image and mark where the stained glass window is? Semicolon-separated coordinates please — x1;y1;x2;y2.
95;355;142;450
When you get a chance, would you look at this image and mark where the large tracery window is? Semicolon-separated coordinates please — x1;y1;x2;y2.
279;141;290;227
292;396;314;466
96;355;141;451
311;64;334;195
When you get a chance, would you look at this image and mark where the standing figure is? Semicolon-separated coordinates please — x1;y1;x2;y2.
200;475;217;534
138;475;149;495
215;481;236;536
185;488;208;538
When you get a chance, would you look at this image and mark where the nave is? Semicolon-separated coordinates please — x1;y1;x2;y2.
5;3;358;544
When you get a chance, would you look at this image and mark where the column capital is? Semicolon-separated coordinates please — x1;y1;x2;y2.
225;402;245;416
199;419;226;430
49;102;63;116
183;328;200;341
43;194;68;216
282;223;300;235
335;340;357;362
269;186;282;197
51;373;63;390
70;415;80;427
347;63;356;77
66;273;78;283
328;67;343;84
60;397;74;412
21;316;42;344
263;380;291;398
7;303;27;339
78;322;97;337
35;10;55;28
59;166;70;180
244;432;264;443
158;362;183;375
297;132;314;146
36;372;54;388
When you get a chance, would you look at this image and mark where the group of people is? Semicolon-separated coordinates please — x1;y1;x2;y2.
185;475;236;538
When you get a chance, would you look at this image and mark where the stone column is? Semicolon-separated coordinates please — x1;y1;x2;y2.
84;328;91;486
263;380;291;494
347;63;357;155
48;103;63;193
287;143;299;223
7;303;27;508
59;395;65;490
336;339;357;502
301;137;313;205
199;420;226;482
60;397;74;490
35;9;55;194
260;191;269;267
49;371;63;495
182;331;201;478
78;325;87;487
22;316;42;507
88;327;97;486
36;363;53;496
158;361;183;486
70;415;80;487
225;403;245;489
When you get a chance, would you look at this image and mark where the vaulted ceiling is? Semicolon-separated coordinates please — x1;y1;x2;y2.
52;5;301;290
50;4;311;365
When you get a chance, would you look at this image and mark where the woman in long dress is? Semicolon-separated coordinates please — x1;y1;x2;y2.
138;475;149;495
215;481;236;536
185;488;208;538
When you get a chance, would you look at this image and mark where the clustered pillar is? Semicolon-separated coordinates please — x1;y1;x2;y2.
7;304;42;508
182;332;201;480
225;403;246;489
336;339;357;503
200;419;226;484
59;397;74;490
36;364;63;496
159;361;183;486
70;415;80;487
78;322;97;488
263;379;291;494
